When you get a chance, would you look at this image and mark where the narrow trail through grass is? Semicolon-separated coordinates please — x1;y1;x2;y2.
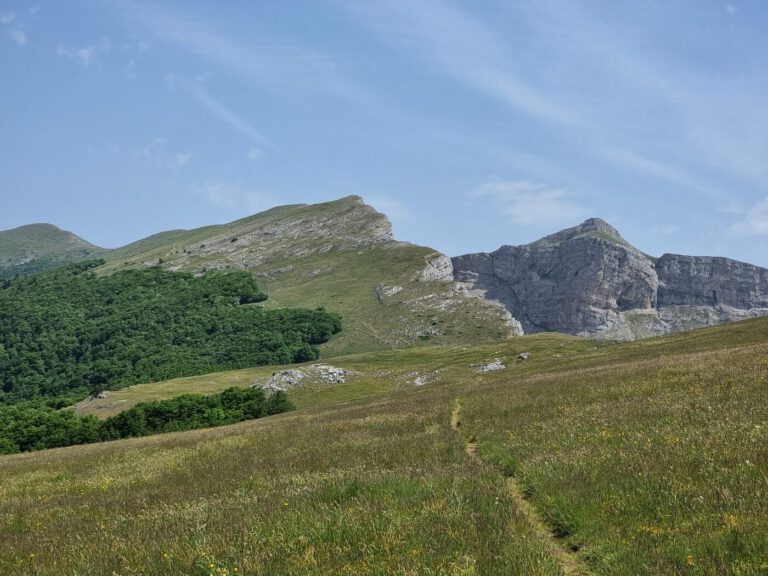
452;398;589;576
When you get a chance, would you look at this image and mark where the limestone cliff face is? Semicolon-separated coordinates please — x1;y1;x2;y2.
656;254;768;309
454;219;768;340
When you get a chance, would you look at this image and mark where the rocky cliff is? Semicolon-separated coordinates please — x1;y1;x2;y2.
453;218;768;340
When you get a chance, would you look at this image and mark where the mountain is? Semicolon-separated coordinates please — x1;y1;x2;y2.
5;201;767;345
0;223;107;278
92;196;517;356
453;217;768;339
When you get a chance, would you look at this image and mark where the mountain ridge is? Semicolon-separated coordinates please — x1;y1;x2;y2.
3;198;767;342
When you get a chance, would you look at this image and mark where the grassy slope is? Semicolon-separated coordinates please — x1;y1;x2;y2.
0;223;107;275
96;196;512;357
5;318;768;574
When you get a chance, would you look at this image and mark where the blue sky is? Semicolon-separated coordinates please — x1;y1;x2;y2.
1;1;767;265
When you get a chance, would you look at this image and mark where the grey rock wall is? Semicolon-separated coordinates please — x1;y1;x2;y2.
453;219;768;340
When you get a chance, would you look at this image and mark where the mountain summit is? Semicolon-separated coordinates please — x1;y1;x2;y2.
534;217;627;247
453;218;768;339
0;223;106;277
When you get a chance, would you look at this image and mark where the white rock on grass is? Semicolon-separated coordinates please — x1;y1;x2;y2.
471;358;506;373
252;364;356;391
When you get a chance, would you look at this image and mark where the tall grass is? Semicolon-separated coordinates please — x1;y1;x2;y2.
3;319;768;574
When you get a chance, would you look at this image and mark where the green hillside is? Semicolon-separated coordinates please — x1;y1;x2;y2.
95;196;515;356
2;197;514;356
0;223;107;278
3;317;767;574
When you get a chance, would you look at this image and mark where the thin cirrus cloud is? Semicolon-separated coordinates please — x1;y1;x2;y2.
343;0;765;203
203;182;274;213
363;195;410;223
509;1;768;193
339;0;579;127
8;29;26;46
135;137;191;170
115;0;367;103
165;74;274;150
56;38;111;68
731;197;768;236
599;146;725;201
175;152;192;168
470;179;589;228
1;11;27;46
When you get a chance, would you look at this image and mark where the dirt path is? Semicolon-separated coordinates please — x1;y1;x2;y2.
451;400;590;576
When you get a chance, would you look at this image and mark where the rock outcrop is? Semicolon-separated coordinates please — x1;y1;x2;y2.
454;218;768;340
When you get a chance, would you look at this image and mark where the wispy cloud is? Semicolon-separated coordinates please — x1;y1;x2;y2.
135;138;191;170
523;1;767;192
137;137;166;162
363;195;410;222
166;74;273;149
247;146;263;161
116;0;367;103
245;191;273;213
205;182;238;209
600;146;724;200
470;179;589;227
344;0;766;206
0;11;27;46
650;224;679;237
57;38;110;68
122;58;136;80
8;29;26;46
175;152;192;167
341;0;578;126
57;45;95;67
202;181;274;213
731;197;768;235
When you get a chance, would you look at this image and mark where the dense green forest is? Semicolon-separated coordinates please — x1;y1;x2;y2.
0;261;341;404
0;387;293;454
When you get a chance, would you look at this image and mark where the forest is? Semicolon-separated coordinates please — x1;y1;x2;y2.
0;260;341;404
0;261;340;453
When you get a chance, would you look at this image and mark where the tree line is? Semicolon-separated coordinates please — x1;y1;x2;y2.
0;387;293;454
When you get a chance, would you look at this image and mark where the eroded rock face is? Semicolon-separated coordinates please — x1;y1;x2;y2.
419;253;454;282
454;218;768;340
656;254;768;309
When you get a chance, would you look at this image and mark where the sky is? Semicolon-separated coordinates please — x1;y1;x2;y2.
1;1;768;265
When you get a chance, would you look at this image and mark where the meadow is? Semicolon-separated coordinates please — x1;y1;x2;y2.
2;319;767;574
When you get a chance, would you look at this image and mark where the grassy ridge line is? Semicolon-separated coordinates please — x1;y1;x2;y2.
94;196;515;357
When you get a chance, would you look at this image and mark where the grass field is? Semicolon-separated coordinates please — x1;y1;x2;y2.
3;319;768;574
